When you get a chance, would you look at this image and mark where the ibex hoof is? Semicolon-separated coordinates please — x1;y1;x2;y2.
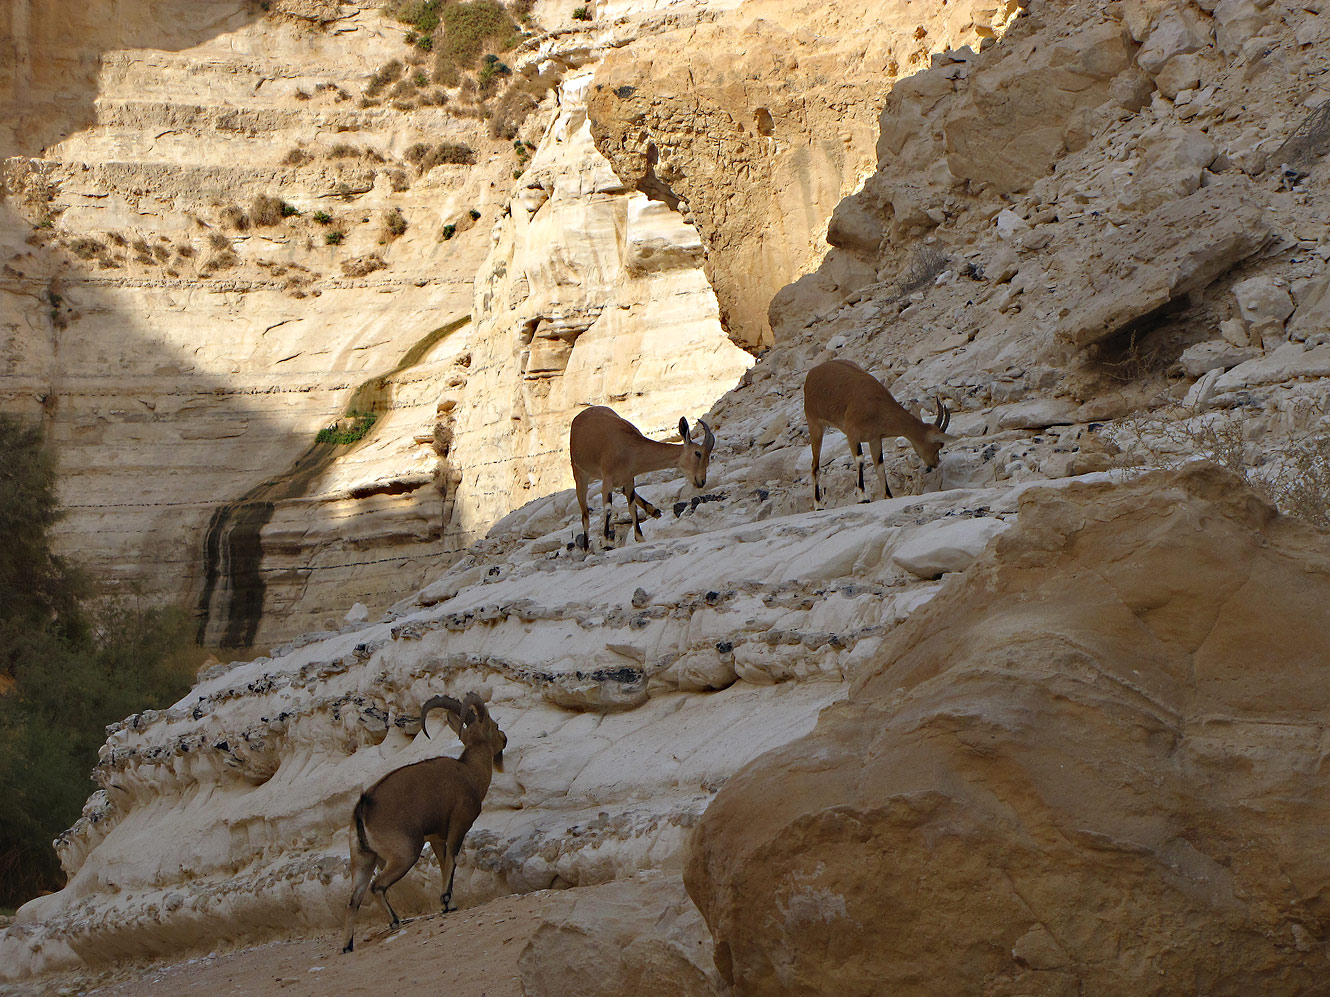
649;507;662;519
576;532;588;551
342;941;354;954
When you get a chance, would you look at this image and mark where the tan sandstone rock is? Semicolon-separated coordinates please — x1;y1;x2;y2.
586;0;1018;348
686;464;1330;996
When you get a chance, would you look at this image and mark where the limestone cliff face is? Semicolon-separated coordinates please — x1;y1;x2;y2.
586;0;1024;348
443;64;752;549
2;1;509;648
0;0;753;648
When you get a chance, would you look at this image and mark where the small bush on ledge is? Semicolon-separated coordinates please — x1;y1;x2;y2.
317;411;378;445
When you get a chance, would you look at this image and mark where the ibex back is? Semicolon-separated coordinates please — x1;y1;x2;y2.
804;359;953;509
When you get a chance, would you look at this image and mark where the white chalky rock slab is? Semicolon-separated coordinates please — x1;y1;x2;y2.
892;517;1011;579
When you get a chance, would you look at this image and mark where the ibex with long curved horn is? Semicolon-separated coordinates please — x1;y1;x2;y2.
342;692;507;953
804;359;954;509
569;405;715;550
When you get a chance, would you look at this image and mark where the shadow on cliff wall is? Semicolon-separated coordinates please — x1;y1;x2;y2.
1;0;268;160
0;195;309;652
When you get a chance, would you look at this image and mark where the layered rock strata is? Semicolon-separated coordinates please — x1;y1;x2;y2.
1;464;1036;977
1;0;507;646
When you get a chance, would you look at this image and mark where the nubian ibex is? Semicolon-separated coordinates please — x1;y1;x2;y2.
342;692;507;953
569;405;715;550
804;359;953;509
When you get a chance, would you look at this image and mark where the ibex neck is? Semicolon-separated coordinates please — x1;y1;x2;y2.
459;745;494;794
632;438;684;473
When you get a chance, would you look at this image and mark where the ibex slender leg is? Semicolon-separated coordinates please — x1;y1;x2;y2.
632;492;662;519
440;821;470;914
573;469;590;551
854;441;869;503
427;834;456;913
600;479;615;544
624;485;643;541
809;418;825;510
368;837;419;928
870;438;891;499
342;840;378;953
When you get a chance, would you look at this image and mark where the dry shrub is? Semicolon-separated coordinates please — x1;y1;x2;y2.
431;1;517;81
365;59;404;98
208;232;231;250
219;204;250;230
1274;101;1330;176
431;56;460;87
204;250;240;270
896;246;949;298
486;78;540;139
67;236;104;260
249;194;286;226
329;143;359;158
420;142;477;171
152;244;170;262
389;79;418;100
380;207;408;242
282;147;313;167
175;243;196;259
341;254;388;277
1108;407;1330;528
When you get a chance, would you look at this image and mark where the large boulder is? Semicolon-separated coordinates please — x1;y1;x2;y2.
686;465;1330;996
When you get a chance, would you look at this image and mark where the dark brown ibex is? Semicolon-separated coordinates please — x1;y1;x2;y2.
341;692;507;953
569;405;715;549
804;359;953;509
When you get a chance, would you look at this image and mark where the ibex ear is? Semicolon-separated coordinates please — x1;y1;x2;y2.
679;416;692;443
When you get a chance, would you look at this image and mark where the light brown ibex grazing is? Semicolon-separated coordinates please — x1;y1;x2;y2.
569;405;715;550
342;692;506;953
804;359;953;509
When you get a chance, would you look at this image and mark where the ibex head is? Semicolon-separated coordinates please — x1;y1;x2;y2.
677;417;716;488
421;692;507;772
910;396;954;469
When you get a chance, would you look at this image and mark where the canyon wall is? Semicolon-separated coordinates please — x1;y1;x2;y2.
6;0;1330;989
0;1;752;648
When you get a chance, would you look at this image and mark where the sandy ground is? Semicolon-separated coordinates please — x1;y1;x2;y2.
0;892;561;997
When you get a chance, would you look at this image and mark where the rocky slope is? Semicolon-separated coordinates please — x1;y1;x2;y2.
5;0;1330;990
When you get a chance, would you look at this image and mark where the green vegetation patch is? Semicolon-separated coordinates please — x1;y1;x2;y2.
0;417;197;907
316;411;378;445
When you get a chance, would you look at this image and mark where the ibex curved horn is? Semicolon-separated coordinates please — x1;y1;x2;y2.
933;396;950;433
461;691;487;725
420;695;464;739
698;419;715;451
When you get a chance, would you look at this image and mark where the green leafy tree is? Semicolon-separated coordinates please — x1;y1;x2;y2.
0;417;195;907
